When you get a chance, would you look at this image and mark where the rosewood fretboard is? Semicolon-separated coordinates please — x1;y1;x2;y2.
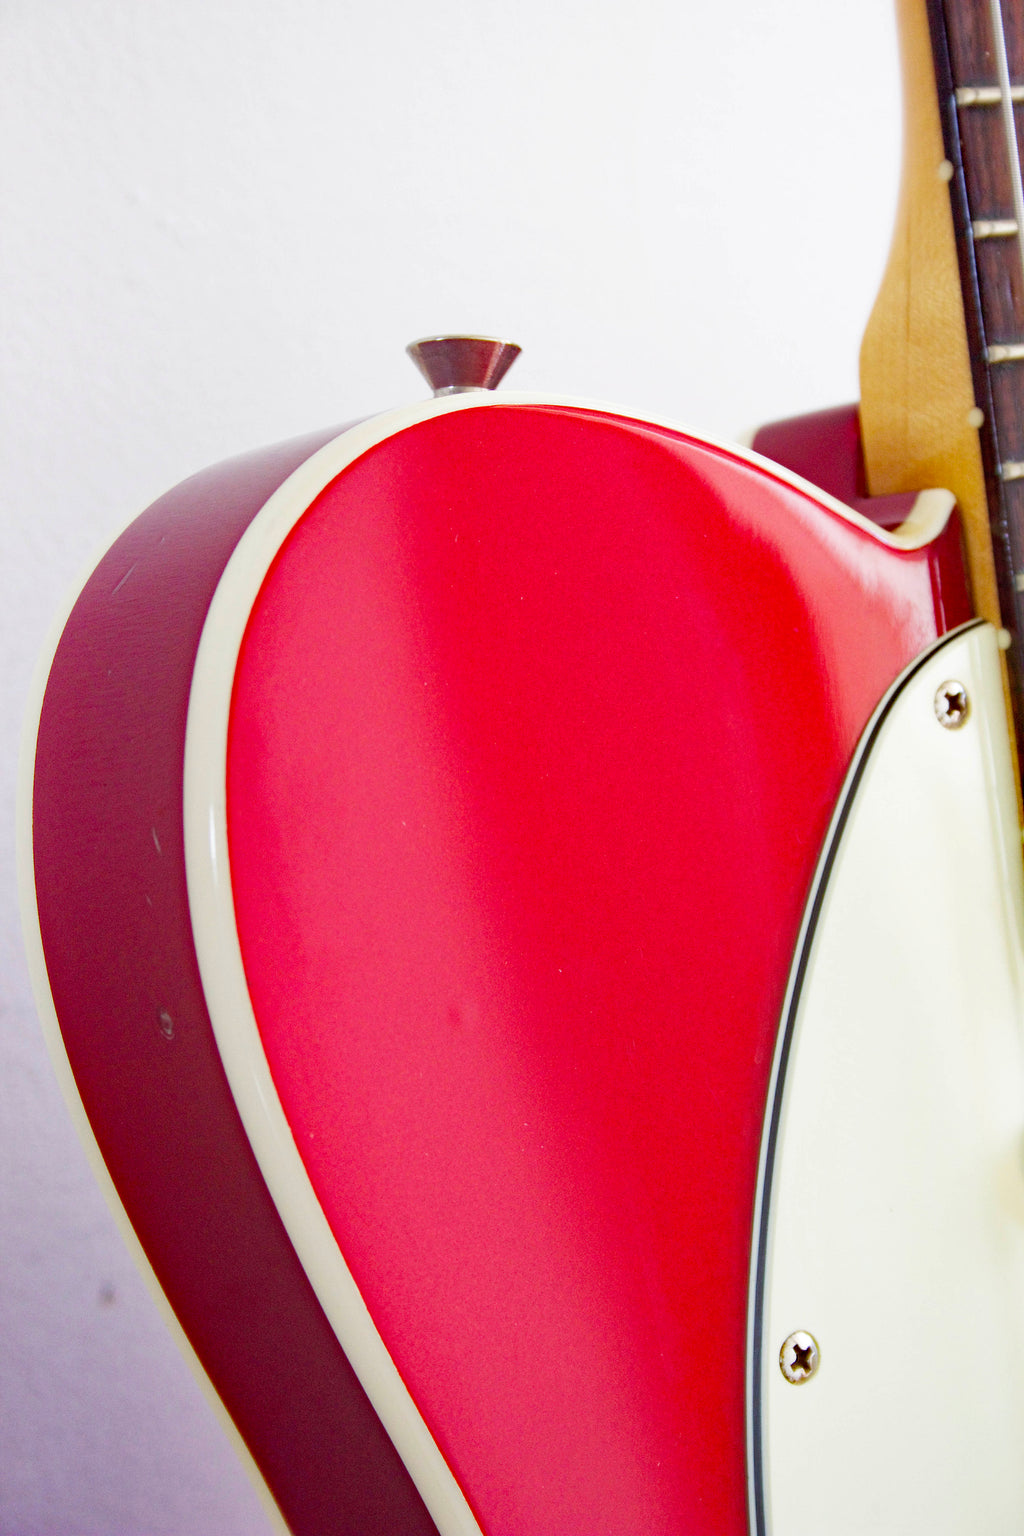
928;0;1024;739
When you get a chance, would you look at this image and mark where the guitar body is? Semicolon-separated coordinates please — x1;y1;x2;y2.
25;393;997;1535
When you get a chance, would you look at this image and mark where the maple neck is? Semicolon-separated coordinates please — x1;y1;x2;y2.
926;0;1024;736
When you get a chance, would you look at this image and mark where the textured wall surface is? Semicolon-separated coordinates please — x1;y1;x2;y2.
1;2;899;1532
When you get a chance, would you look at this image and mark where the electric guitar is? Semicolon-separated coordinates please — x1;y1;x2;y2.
19;5;1024;1535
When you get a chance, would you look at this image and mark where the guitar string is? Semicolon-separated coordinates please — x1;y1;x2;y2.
988;0;1024;600
989;0;1024;326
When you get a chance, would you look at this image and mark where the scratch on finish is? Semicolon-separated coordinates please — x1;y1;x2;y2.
112;563;138;595
151;827;162;854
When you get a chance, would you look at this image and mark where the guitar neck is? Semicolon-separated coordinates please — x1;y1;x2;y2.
927;0;1024;740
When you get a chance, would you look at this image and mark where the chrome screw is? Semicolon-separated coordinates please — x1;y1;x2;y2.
779;1330;819;1384
934;680;970;729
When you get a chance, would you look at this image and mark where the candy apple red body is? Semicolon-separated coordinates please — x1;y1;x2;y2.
23;393;974;1535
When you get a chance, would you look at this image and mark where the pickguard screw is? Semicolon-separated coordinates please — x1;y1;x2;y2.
934;680;969;729
780;1330;819;1384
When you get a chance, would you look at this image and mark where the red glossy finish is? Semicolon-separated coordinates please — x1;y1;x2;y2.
31;430;442;1536
754;403;975;625
226;404;958;1536
753;402;868;504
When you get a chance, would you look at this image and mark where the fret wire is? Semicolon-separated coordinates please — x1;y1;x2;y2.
987;0;1024;293
930;1;1024;748
957;85;1024;105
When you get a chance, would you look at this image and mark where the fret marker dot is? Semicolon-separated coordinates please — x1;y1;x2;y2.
967;406;984;429
938;158;954;182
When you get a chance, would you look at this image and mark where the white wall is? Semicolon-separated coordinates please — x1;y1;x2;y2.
0;2;900;1531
